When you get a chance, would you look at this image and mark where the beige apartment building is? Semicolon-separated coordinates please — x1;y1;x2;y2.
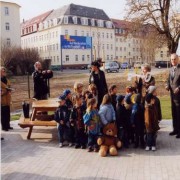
0;1;21;49
21;4;115;69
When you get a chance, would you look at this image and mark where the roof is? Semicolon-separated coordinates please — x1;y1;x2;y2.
0;1;21;7
111;19;132;29
45;3;110;21
21;10;53;28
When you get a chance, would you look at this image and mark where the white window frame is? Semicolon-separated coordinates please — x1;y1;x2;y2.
73;16;77;24
64;16;68;24
91;19;95;26
6;38;11;46
66;55;69;62
5;22;10;30
75;55;78;61
4;7;9;15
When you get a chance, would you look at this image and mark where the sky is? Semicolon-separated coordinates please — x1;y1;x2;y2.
5;0;180;54
10;0;127;21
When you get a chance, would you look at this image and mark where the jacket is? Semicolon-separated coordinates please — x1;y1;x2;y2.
99;104;116;125
166;64;180;101
144;104;160;133
32;70;53;99
70;105;86;130
54;105;69;125
83;110;101;135
1;78;11;106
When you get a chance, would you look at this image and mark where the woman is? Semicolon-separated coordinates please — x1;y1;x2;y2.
89;61;108;108
1;67;13;131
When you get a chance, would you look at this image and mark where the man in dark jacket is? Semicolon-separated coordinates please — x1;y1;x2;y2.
32;61;53;100
89;61;108;108
166;53;180;138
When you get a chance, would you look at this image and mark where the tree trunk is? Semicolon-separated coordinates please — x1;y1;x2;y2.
167;40;178;54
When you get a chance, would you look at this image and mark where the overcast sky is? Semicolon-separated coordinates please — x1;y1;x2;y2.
10;0;127;21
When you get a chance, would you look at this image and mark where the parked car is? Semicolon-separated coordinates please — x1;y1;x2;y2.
120;62;131;69
104;61;119;73
155;61;171;68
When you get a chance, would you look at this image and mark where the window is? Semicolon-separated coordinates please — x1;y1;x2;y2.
81;18;88;25
107;44;109;50
102;44;104;49
97;20;104;27
75;55;78;61
87;55;90;61
6;38;11;46
129;52;131;55
65;30;68;35
106;21;112;28
111;55;113;60
107;55;109;60
5;22;10;30
66;55;69;62
160;51;163;58
57;56;59;62
116;47;118;51
75;30;77;36
120;47;122;51
115;29;118;33
124;47;126;51
87;32;89;36
111;44;113;50
4;7;9;15
56;43;58;50
73;16;77;24
102;33;104;38
81;31;84;36
64;16;68;24
82;55;85;61
54;56;56;62
107;33;109;38
91;19;95;26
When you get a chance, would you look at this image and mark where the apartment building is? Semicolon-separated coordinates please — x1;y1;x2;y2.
21;4;115;69
0;1;21;49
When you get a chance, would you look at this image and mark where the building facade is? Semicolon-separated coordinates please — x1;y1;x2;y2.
21;4;115;69
0;1;21;49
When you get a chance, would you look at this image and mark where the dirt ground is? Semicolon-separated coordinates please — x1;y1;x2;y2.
10;69;169;112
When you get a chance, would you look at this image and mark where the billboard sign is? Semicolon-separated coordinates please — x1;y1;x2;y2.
61;35;92;49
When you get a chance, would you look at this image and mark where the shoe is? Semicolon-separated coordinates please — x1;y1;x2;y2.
151;146;156;151
87;147;93;152
176;135;180;139
68;143;73;147
2;129;8;131
145;146;150;151
8;127;13;130
1;137;4;140
94;148;99;152
59;143;63;148
75;144;81;149
169;131;178;136
81;145;86;149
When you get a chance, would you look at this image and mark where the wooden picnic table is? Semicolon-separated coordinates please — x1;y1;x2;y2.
18;99;59;139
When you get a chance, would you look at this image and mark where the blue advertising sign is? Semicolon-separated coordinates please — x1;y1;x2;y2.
61;35;92;49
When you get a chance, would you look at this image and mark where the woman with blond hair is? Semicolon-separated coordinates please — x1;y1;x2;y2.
99;94;116;126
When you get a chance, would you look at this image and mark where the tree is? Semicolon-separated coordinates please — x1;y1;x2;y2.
126;0;180;53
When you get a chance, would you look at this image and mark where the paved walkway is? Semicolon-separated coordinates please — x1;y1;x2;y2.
1;120;180;180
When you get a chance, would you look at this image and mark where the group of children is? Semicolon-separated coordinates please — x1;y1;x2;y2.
54;81;161;152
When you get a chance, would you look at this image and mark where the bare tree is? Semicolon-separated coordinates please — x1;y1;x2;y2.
126;0;180;53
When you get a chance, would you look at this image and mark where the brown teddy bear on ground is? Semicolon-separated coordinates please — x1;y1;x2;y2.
97;123;122;157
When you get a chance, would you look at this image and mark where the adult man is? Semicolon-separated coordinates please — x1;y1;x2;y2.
1;67;13;131
166;53;180;138
32;61;53;100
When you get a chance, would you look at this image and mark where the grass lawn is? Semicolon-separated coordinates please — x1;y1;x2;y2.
11;114;21;121
159;96;172;120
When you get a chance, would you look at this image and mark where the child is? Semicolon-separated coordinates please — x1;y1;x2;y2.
116;95;129;148
144;93;160;151
99;94;116;126
73;82;84;96
54;95;69;148
83;98;101;152
70;95;87;149
130;94;145;148
88;83;98;102
63;89;74;146
109;85;118;111
147;86;162;122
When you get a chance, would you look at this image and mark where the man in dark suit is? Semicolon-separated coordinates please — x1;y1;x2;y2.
166;53;180;138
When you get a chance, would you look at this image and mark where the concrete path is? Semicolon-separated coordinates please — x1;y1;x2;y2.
1;120;180;180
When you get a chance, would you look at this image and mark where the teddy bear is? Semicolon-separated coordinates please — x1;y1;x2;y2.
97;123;122;157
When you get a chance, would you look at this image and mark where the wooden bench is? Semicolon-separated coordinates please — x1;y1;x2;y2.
18;116;57;139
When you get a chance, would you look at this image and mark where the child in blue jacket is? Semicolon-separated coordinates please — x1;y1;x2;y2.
54;95;69;148
83;98;101;152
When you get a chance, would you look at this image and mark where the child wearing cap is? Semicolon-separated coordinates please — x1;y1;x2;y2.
63;89;74;147
116;94;129;148
70;94;87;149
144;93;160;151
147;86;162;122
54;95;69;148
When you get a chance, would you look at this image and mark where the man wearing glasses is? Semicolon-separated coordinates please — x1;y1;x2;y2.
166;54;180;138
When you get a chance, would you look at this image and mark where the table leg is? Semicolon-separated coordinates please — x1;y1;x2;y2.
31;109;37;121
27;126;33;139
